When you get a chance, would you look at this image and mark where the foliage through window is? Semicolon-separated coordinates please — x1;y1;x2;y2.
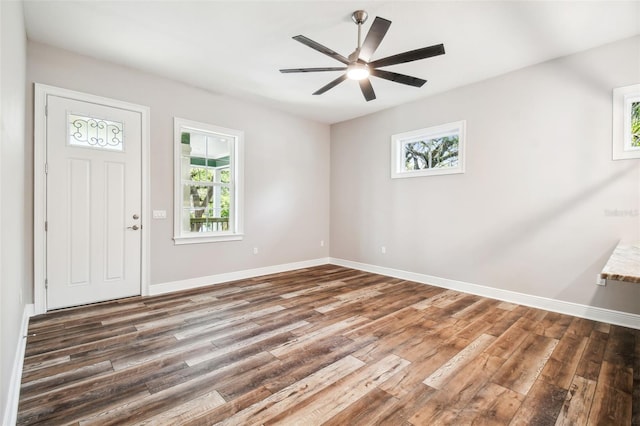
612;84;640;160
174;118;244;244
403;135;459;171
631;101;640;148
391;121;466;178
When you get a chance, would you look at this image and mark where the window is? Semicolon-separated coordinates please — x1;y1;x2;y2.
391;120;466;178
613;84;640;160
68;113;124;151
174;118;244;244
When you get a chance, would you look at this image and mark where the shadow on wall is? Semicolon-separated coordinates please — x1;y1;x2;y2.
467;163;638;268
505;4;629;94
556;242;640;315
588;279;640;317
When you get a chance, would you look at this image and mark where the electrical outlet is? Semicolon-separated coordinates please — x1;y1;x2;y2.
253;247;259;255
596;275;606;286
381;246;386;254
320;240;325;247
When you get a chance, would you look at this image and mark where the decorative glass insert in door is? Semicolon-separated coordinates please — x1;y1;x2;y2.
68;113;124;151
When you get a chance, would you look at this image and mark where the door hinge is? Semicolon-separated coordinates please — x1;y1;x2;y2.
45;278;48;289
45;163;48;174
45;221;48;232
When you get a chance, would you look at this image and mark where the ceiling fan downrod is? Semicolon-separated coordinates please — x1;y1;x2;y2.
351;10;368;53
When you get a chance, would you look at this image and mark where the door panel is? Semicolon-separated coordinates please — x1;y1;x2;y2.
105;161;126;281
47;95;142;309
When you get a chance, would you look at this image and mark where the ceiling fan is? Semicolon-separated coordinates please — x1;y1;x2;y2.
280;10;445;102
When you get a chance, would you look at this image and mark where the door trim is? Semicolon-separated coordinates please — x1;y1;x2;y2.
34;83;151;314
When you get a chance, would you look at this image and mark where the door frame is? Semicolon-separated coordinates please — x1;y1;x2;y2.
33;83;151;314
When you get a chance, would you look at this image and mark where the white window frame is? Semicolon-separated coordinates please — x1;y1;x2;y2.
391;120;466;179
612;83;640;160
173;117;244;244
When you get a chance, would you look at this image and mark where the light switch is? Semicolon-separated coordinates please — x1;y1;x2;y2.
153;210;167;219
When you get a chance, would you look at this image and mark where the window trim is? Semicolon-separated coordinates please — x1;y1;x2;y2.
173;117;244;244
391;120;466;179
612;83;640;160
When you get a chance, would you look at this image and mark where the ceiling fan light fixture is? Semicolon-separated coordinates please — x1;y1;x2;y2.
346;63;369;80
280;10;445;101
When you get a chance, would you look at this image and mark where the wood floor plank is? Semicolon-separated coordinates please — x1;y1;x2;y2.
81;352;275;425
185;320;309;367
132;390;226;426
533;311;574;339
20;360;113;400
492;334;559;395
454;382;524;425
586;360;633;425
376;384;437;425
379;337;468;399
391;315;469;363
508;379;567;425
575;329;609;381
554;375;597;426
409;353;506;424
486;324;529;360
263;353;410;425
424;333;496;389
143;333;294;394
262;334;364;393
16;265;637;426
269;315;366;358
322;387;399;426
218;355;365;425
181;386;273;426
540;334;588;390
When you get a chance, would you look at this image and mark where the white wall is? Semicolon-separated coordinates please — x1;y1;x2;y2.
27;41;330;288
331;36;640;314
0;0;28;420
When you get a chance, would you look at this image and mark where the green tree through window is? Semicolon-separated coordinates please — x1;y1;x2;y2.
632;101;640;147
404;135;459;170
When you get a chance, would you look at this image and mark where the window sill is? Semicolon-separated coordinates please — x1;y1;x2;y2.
174;233;244;245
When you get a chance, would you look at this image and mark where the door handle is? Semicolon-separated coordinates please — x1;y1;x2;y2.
127;225;140;230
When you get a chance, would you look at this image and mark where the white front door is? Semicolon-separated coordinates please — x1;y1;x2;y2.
46;95;142;309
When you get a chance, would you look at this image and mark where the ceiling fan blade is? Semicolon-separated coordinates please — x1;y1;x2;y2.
293;35;350;65
359;78;376;102
359;17;391;62
313;74;348;95
369;43;445;68
370;69;426;87
280;67;347;73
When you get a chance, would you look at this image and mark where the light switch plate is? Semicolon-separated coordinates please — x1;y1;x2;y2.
153;210;167;219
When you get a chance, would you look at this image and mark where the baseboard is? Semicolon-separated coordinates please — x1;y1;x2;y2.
3;304;34;426
330;258;640;330
150;258;331;295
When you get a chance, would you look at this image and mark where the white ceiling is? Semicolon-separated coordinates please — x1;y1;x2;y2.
23;1;640;124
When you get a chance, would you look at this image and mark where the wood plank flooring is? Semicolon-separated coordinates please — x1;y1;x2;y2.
17;265;639;425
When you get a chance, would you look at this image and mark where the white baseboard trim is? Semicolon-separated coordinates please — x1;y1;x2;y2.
3;304;34;426
150;258;331;296
330;258;640;330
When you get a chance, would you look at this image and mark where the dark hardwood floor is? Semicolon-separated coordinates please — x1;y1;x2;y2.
17;265;639;425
